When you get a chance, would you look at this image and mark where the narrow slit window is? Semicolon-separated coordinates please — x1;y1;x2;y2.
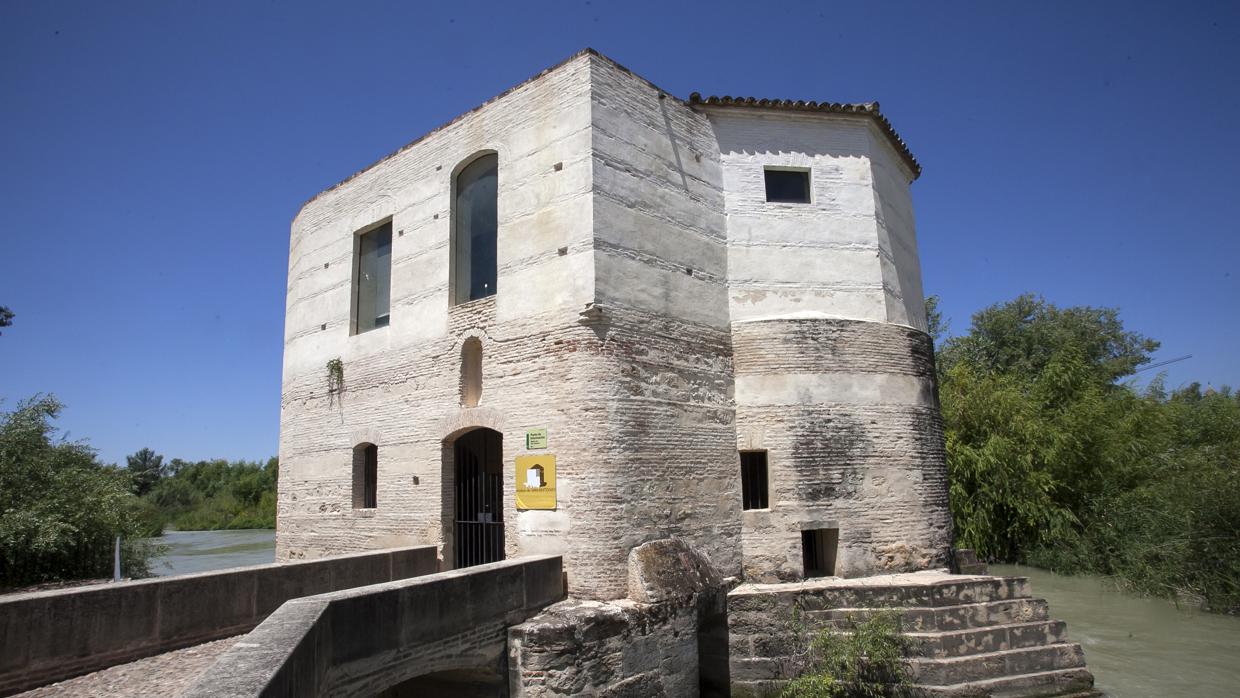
764;168;811;203
353;443;378;509
452;153;499;304
802;528;839;578
354;223;392;333
740;451;769;510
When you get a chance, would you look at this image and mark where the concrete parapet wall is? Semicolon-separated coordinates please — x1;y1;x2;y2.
184;554;564;698
0;545;437;696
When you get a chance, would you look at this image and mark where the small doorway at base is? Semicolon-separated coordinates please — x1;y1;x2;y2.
454;428;504;568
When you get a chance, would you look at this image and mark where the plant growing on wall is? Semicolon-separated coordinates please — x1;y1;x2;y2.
327;358;344;396
780;610;913;698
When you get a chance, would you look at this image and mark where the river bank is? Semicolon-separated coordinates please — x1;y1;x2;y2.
994;564;1240;697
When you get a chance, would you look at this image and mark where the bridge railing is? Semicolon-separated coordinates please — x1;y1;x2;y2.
0;545;438;697
184;555;565;698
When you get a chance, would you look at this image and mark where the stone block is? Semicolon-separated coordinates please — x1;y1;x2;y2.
627;538;724;604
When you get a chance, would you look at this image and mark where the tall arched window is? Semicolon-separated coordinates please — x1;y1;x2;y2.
452;153;498;304
461;337;483;408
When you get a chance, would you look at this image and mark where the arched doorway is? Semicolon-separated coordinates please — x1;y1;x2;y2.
453;428;504;568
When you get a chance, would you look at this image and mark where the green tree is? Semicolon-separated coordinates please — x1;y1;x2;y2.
143;456;278;531
924;295;947;345
126;447;165;496
937;294;1158;383
0;305;12;334
0;396;159;588
939;294;1240;611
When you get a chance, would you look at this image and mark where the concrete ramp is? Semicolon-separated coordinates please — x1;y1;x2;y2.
184;555;564;698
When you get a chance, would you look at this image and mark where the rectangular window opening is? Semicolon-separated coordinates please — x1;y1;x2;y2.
802;528;838;578
353;222;392;334
764;168;811;203
353;444;378;509
740;451;769;510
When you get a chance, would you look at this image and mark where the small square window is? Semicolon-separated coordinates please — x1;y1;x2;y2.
802;528;839;578
740;451;769;510
764;168;811;203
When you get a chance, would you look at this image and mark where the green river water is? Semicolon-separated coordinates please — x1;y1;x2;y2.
149;534;1238;697
993;564;1240;697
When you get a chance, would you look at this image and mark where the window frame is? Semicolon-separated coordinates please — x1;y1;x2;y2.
350;219;393;335
739;450;770;510
763;166;812;204
353;443;378;510
449;151;500;306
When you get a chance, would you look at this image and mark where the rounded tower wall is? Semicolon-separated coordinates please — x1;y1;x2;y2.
704;107;951;580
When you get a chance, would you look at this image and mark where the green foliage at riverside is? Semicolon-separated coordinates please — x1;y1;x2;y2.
136;455;278;532
0;396;159;588
780;612;913;698
937;294;1240;612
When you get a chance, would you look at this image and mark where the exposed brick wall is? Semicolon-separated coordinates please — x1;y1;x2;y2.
733;318;951;581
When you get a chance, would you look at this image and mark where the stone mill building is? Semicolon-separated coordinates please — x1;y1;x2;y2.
278;48;949;592
273;49;1096;696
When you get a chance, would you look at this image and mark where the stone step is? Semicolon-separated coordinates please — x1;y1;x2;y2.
905;643;1087;686
811;598;1051;632
907;621;1069;658
911;667;1099;697
790;576;1033;611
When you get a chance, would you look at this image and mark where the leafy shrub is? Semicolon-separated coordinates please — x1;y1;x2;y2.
0;396;160;588
780;611;913;698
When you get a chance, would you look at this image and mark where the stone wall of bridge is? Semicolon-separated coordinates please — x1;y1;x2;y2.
0;546;437;697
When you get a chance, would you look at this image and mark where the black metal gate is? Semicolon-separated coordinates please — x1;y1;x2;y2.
454;428;504;568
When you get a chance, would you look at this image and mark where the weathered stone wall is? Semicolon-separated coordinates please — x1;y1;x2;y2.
586;57;742;588
509;599;702;697
733;317;951;581
701;101;948;581
276;54;607;576
509;539;729;698
0;546;437;696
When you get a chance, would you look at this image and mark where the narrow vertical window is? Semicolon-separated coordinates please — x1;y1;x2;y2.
461;337;483;408
354;222;392;333
740;451;769;510
802;528;839;578
353;443;378;509
452;153;498;304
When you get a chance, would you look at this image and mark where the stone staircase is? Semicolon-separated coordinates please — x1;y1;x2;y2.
728;572;1101;698
820;575;1099;697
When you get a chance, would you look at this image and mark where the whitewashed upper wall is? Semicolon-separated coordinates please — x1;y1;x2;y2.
869;132;927;331
283;57;595;382
589;57;729;328
706;109;924;329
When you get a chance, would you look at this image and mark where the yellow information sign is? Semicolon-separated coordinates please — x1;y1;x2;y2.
515;454;557;510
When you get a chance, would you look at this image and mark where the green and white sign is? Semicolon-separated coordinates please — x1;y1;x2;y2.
525;428;548;450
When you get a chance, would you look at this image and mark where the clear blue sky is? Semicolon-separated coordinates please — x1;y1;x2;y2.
2;1;1237;465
